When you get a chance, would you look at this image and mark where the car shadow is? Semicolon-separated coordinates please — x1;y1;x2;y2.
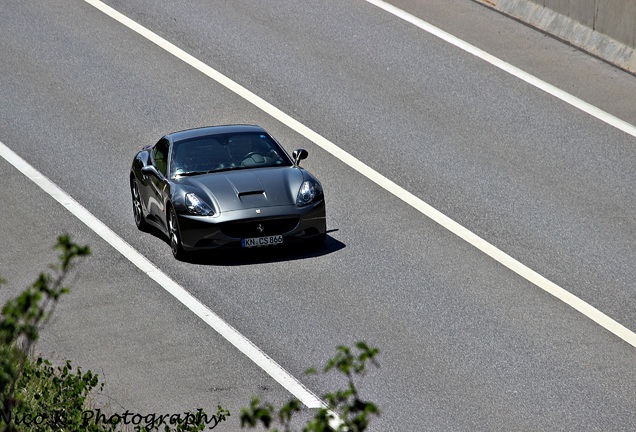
184;229;345;266
143;226;345;265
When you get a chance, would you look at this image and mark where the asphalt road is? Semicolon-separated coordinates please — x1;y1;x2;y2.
1;0;635;430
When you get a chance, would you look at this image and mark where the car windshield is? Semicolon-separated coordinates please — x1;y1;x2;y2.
170;132;292;177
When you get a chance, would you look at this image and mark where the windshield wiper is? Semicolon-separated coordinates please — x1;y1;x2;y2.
176;166;245;177
212;166;245;173
176;170;210;177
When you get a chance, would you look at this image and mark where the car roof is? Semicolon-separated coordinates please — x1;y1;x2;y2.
166;125;267;142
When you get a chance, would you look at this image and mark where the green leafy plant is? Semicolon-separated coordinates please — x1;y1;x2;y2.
1;235;91;431
240;342;380;432
1;236;227;431
7;356;113;431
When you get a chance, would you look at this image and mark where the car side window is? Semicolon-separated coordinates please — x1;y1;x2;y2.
152;138;169;177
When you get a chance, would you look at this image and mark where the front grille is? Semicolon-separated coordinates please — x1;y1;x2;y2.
219;218;299;238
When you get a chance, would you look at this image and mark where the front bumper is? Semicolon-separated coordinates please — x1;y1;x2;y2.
176;200;326;251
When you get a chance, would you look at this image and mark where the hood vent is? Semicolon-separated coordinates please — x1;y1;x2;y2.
238;190;265;198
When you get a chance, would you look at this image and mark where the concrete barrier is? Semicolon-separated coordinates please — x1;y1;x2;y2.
473;0;636;74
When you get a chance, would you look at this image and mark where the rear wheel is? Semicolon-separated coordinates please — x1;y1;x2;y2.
131;180;148;231
168;207;187;260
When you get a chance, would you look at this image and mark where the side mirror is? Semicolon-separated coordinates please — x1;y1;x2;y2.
292;149;308;166
141;165;161;178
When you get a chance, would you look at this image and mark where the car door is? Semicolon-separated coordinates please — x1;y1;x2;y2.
145;138;171;232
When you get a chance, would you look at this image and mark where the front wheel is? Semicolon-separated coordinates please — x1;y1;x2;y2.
131;180;149;231
168;207;187;260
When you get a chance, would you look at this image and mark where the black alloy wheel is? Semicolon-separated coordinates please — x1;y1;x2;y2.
168;207;186;260
131;181;148;231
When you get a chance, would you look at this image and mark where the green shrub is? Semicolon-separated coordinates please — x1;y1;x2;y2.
2;356;112;431
1;236;227;432
1;235;91;432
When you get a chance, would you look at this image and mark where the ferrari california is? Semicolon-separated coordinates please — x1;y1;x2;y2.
130;125;326;259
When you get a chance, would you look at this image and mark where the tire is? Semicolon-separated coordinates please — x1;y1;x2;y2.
131;180;149;231
168;206;187;260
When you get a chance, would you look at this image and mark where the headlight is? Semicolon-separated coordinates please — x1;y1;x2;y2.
296;180;322;206
185;193;214;216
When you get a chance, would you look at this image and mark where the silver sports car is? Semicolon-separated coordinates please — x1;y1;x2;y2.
130;125;326;259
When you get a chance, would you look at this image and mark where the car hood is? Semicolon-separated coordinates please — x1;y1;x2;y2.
177;167;304;211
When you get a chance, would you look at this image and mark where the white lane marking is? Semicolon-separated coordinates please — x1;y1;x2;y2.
81;0;636;347
364;0;636;139
0;140;327;411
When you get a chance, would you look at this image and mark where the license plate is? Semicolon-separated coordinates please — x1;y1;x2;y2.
242;235;283;248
